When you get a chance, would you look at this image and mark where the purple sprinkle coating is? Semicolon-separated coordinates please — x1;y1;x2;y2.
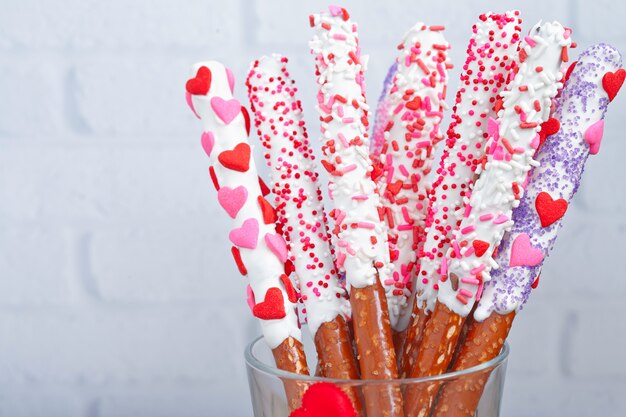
371;62;398;156
476;44;623;319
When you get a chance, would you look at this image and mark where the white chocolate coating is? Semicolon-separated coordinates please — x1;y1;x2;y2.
310;8;392;290
439;21;571;317
246;55;351;336
417;11;522;314
187;61;301;349
377;24;451;331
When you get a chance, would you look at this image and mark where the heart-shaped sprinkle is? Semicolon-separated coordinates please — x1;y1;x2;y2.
218;143;251;172
258;177;271;197
210;97;241;124
284;259;295;276
218;186;248;219
252;287;286;320
538;117;560;147
231;246;247;276
564;61;577;83
487;117;500;139
241;106;251;136
185;92;201;119
602;69;625;102
200;131;215;157
208;166;220;191
229;218;259;249
226;67;235;94
472;240;490;257
265;233;288;263
280;274;298;303
257;196;277;224
531;273;541;289
509;233;543;267
406;96;421;110
289;382;357;417
584;119;604;155
185;66;212;95
246;285;255;312
535;191;568;228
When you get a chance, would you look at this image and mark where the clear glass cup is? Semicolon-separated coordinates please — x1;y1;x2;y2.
245;329;509;417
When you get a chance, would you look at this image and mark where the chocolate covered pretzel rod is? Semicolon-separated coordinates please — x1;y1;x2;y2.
246;55;363;414
310;6;404;417
405;21;571;416
184;61;309;410
401;10;522;378
375;23;451;347
432;42;624;417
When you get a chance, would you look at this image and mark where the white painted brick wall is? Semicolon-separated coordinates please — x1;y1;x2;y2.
0;1;625;416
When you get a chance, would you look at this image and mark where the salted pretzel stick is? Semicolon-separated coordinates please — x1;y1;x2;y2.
371;62;397;160
401;11;522;377
246;55;363;414
375;24;451;356
184;61;309;410
310;6;404;417
433;43;624;417
405;21;571;416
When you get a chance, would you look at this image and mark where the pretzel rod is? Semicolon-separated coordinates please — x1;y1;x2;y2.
375;24;451;340
371;62;398;160
405;21;571;416
433;42;623;417
401;11;522;378
310;6;404;417
184;61;309;409
246;55;363;414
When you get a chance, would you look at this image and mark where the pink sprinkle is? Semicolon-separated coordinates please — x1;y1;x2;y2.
410;131;421;138
357;221;375;229
405;55;411;67
346;245;356;256
384;279;395;286
337;240;348;248
479;213;493;221
335;210;346;224
416;140;430;148
461;225;476;235
440;257;448;275
456;294;468;305
463;204;472;218
421;78;431;87
399;164;409;177
401;206;411;223
343;163;357;173
422;278;429;284
461;277;480;285
524;36;537;47
452;241;462;258
459;288;473;298
424;97;432;112
342;117;354;124
336;252;346;268
352;195;368;201
493;214;509;224
333;33;347;41
398;224;413;231
470;264;486;275
425;111;443;118
337;132;350;148
336;105;344;117
464;247;475;257
476;282;484;301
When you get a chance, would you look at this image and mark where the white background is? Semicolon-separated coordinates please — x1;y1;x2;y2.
0;0;625;416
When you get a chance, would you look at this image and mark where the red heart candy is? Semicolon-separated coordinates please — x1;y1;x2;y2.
535;191;568;228
252;287;286;320
280;274;298;303
185;66;212;95
218;143;251;172
289;383;357;417
257;196;277;225
231;246;247;276
538;118;560;148
602;68;625;102
472;240;490;257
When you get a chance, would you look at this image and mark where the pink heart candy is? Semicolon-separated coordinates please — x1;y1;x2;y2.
217;186;248;219
265;233;288;263
210;96;241;124
509;233;543;267
229;218;258;249
487;117;500;139
246;285;256;312
328;5;342;15
201;131;215;157
225;67;235;94
185;92;201;119
584;119;604;155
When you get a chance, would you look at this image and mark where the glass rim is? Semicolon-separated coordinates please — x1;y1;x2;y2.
244;335;509;385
